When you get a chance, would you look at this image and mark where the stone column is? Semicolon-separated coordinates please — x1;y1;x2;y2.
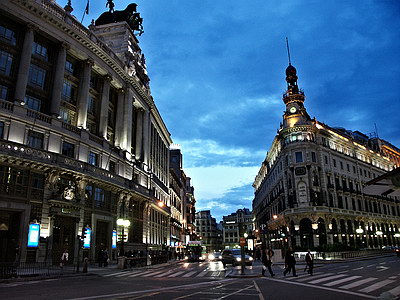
76;60;92;129
15;25;34;103
143;109;150;167
50;43;67;116
122;88;133;152
135;108;143;160
114;89;125;148
99;75;111;139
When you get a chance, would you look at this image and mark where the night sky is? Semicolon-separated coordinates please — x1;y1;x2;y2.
60;0;400;221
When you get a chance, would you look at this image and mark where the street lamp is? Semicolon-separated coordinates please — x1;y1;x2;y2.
244;233;248;238
158;201;164;207
272;215;278;220
356;228;364;234
117;218;131;256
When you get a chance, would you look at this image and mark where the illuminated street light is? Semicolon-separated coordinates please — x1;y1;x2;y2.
356;228;364;234
312;223;318;230
272;215;278;220
244;233;248;238
394;233;400;238
158;201;164;207
376;231;383;236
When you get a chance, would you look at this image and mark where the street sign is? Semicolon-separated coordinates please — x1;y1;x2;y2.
240;237;246;246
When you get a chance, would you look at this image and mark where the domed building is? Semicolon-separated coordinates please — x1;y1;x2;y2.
253;60;400;252
0;0;195;264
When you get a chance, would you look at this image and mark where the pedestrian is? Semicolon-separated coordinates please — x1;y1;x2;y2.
60;249;68;268
283;248;297;277
103;249;109;267
262;248;275;277
305;249;314;275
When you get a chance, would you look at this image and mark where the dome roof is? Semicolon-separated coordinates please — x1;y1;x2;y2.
286;64;297;76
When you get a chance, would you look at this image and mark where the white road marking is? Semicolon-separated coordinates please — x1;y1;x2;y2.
141;270;165;277
285;272;322;280
323;276;362;287
167;270;186;277
379;262;387;265
127;271;153;277
388;276;397;280
103;270;131;277
386;285;400;297
195;270;209;277
296;273;333;282
307;274;347;284
153;269;175;278
182;271;197;277
352;267;364;270
366;264;375;268
358;279;394;293
253;280;265;300
377;266;389;272
340;277;377;290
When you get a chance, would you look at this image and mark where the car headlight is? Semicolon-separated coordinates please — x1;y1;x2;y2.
249;257;253;261
202;255;206;259
219;255;222;259
184;256;188;260
236;257;241;262
208;254;215;260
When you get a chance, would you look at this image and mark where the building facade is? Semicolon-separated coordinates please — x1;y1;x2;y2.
222;208;253;249
194;210;221;252
253;61;400;251
0;0;193;264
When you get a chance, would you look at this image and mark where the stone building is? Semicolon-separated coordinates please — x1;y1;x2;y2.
195;210;221;252
222;208;253;248
252;61;400;251
0;0;190;263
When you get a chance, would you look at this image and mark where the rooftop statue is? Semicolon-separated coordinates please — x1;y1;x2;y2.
95;2;144;36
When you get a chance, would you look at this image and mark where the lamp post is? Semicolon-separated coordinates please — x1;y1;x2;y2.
117;218;130;257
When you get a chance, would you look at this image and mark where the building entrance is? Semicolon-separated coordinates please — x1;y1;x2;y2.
95;220;109;263
0;210;21;262
52;216;76;265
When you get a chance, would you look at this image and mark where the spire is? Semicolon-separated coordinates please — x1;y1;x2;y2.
285;38;298;89
286;37;291;66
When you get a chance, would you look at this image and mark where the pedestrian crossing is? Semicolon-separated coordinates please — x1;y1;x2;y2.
279;271;400;297
101;267;225;279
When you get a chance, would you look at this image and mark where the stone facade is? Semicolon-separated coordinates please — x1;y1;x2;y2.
195;210;222;252
0;0;194;264
252;62;400;251
222;208;253;249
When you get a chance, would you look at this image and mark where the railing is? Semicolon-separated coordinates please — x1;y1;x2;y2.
61;121;81;135
26;108;52;124
89;133;104;146
0;262;75;279
0;99;14;111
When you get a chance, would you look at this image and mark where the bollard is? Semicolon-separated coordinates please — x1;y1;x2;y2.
83;258;88;273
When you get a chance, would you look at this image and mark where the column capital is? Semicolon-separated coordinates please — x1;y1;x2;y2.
26;23;38;32
60;41;70;51
118;88;125;94
84;58;94;67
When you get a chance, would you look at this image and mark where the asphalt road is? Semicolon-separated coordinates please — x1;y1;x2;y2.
0;255;399;300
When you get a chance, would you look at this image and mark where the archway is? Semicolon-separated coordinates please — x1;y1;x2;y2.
300;218;313;250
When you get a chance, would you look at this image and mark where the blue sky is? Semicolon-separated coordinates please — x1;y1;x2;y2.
61;0;400;221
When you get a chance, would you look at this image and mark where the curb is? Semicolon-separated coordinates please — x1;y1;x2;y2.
0;272;95;284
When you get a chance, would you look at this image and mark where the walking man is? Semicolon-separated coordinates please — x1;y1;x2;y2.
283;248;297;277
305;249;314;275
262;248;275;277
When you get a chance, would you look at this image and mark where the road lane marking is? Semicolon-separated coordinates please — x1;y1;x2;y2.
195;270;209;277
128;271;154;277
307;274;347;284
352;267;364;270
154;270;175;277
285;272;322;280
167;271;186;277
340;277;377;290
388;276;397;280
182;271;197;277
358;280;394;293
261;277;375;299
377;266;389;272
253;280;265;300
296;273;333;282
323;276;362;287
141;270;166;277
386;285;400;297
379;262;387;265
366;264;375;268
103;270;131;277
217;284;254;299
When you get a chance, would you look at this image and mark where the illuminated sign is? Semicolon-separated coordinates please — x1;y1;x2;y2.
27;224;40;247
83;228;91;248
112;230;117;249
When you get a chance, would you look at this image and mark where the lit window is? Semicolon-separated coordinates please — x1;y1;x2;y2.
87;96;97;115
88;151;98;166
28;64;46;89
0;25;16;45
32;42;48;61
24;95;41;111
65;60;74;74
59;107;76;125
62;81;76;103
295;152;303;163
94;187;105;208
27;130;44;149
0;50;13;76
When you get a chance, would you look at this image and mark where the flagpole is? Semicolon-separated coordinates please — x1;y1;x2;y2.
81;0;89;24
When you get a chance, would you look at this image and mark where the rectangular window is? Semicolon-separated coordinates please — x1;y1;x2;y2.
0;25;16;45
32;42;48;61
62;81;76;103
347;164;350;172
295;152;303;163
87;96;97;115
311;152;316;163
94;187;105;208
27;130;44;149
0;84;8;100
59;107;76;125
109;161;116;174
28;64;46;89
340;161;343;169
324;155;328;164
0;50;13;76
0;121;4;139
353;166;356;173
88;151;98;166
24;95;41;111
62;141;75;158
65;60;74;74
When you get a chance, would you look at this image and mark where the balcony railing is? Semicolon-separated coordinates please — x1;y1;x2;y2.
0;99;14;112
26;108;52;124
61;121;81;135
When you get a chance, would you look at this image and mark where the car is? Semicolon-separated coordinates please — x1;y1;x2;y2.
395;246;400;257
221;249;253;266
208;252;222;261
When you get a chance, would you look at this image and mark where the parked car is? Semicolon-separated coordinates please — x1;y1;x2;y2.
221;249;253;266
208;252;222;261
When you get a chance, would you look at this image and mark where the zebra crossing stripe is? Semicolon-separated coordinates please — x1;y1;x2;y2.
141;270;166;277
296;273;333;282
167;270;186;277
322;276;362;287
358;280;395;293
153;270;174;278
182;271;197;277
285;272;322;280
340;277;377;290
386;285;400;297
307;274;347;284
128;271;153;278
196;270;209;277
103;271;131;277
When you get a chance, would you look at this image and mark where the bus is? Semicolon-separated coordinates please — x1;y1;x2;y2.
186;241;203;262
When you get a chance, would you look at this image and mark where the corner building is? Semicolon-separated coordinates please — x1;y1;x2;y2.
0;0;175;263
253;62;400;251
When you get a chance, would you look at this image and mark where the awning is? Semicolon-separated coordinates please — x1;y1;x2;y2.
363;167;400;197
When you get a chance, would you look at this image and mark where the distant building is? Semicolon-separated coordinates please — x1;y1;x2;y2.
195;210;222;252
222;208;253;248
